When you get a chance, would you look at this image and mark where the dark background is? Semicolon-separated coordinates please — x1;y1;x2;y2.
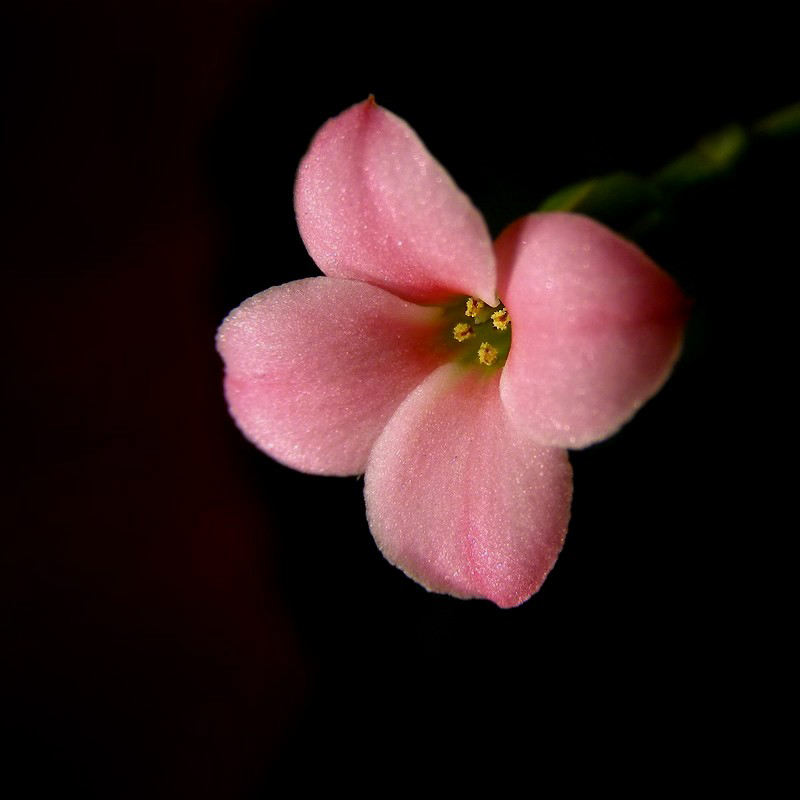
2;2;793;795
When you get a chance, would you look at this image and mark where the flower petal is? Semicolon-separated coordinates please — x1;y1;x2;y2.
217;277;447;476
295;98;497;306
497;213;688;449
364;364;573;608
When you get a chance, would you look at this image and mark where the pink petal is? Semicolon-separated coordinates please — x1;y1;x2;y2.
364;364;573;608
295;98;497;306
497;213;688;449
217;277;447;476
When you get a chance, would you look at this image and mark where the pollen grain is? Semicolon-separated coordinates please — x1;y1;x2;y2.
491;308;510;330
478;342;498;366
465;297;484;318
453;322;475;341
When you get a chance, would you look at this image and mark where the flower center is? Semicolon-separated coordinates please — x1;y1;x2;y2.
442;296;512;369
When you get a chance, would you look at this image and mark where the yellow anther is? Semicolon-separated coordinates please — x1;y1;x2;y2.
491;308;510;330
453;322;475;342
465;297;484;318
478;342;498;366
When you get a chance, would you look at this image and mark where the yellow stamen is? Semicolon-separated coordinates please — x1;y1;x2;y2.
465;297;484;318
453;322;475;341
478;342;498;366
491;308;510;330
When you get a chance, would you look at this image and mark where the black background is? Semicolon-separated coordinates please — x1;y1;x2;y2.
2;2;793;795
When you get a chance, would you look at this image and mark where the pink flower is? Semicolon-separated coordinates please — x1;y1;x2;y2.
216;98;687;608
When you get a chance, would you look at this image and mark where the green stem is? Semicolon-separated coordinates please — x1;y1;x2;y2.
537;101;800;239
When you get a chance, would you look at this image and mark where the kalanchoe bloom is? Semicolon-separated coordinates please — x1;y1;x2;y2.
217;98;687;608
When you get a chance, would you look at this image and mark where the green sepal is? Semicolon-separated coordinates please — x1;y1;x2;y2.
753;101;800;140
654;123;748;196
538;171;659;228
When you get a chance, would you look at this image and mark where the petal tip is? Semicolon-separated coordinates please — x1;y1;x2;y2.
364;365;573;609
294;99;496;304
